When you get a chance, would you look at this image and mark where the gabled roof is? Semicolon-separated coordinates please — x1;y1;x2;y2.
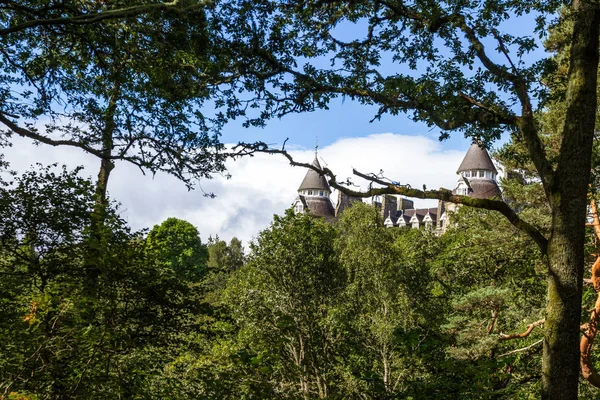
384;213;397;226
457;142;498;174
298;156;331;192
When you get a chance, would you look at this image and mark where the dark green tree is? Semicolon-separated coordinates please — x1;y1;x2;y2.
0;166;212;399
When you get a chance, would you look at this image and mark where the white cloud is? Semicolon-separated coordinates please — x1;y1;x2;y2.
4;133;466;245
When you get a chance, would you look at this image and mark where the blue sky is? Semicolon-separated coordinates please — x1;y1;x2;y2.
219;99;459;150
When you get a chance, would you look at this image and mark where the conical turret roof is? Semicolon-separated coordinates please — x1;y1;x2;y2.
456;142;498;174
298;156;331;192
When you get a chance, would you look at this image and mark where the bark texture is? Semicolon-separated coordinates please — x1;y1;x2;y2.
542;2;600;398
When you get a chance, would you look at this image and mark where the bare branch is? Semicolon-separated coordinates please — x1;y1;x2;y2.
499;319;545;341
233;142;549;253
497;339;543;358
0;112;105;158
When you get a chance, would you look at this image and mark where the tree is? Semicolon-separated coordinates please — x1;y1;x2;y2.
1;1;225;195
0;167;213;398
146;217;208;278
235;2;599;397
0;0;292;205
434;206;548;397
223;210;343;398
207;236;245;272
334;202;441;397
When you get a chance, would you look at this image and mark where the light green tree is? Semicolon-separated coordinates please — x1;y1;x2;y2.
223;210;343;399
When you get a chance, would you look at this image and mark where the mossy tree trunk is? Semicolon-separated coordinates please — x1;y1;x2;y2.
542;2;599;397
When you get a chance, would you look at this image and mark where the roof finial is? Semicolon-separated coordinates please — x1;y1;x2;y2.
315;137;318;157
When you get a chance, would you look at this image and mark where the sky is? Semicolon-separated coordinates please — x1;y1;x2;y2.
6;116;470;246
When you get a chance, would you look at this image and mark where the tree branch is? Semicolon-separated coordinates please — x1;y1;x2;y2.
0;112;105;158
0;0;210;36
499;319;545;341
233;142;549;254
497;339;543;358
372;1;556;194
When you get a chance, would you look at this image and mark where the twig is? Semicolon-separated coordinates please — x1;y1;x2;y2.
498;339;543;358
499;319;545;341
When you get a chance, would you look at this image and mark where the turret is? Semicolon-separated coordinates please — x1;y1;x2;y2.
453;142;501;199
292;155;335;219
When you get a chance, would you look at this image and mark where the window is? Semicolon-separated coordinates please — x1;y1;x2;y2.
478;170;484;178
308;190;313;195
425;221;432;229
295;204;303;213
464;171;470;177
319;191;324;196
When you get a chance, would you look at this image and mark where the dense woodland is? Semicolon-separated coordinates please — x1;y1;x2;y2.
2;0;600;398
0;161;577;399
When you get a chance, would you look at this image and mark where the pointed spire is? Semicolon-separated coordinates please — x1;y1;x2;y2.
298;155;330;192
456;141;498;174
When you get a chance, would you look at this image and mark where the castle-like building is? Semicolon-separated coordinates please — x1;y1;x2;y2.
292;142;501;231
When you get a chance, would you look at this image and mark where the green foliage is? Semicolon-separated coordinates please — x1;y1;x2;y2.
0;164;558;398
146;217;208;278
0;165;211;399
223;210;342;398
434;207;546;397
334;203;438;397
207;236;245;273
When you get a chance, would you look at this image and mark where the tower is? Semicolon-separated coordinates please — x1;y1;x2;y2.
437;141;501;231
453;141;501;199
292;155;336;220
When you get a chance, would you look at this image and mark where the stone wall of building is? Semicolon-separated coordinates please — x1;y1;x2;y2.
335;191;363;217
381;195;398;221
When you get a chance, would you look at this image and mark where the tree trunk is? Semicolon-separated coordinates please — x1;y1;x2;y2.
544;215;586;399
542;1;600;398
85;80;120;291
